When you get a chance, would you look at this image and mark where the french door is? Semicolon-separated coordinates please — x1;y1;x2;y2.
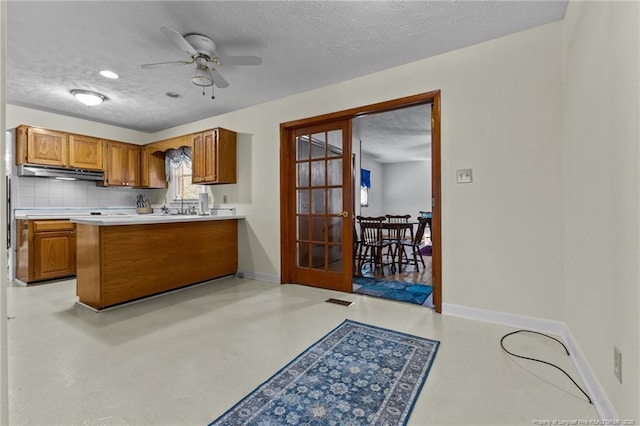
280;120;353;292
280;91;441;312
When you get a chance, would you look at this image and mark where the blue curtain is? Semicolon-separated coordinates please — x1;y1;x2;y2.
361;168;371;189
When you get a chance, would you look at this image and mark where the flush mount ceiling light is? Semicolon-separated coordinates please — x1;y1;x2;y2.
71;89;106;107
99;70;119;79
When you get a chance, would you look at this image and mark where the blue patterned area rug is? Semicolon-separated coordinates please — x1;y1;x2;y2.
353;277;433;305
209;320;439;426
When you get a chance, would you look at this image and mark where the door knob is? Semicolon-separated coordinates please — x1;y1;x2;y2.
341;211;349;218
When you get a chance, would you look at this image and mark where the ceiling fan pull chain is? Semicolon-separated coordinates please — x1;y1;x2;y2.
211;85;215;100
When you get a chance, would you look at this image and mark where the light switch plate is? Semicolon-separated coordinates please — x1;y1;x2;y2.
456;168;473;183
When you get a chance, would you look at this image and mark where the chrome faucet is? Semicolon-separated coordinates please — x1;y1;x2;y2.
177;195;185;214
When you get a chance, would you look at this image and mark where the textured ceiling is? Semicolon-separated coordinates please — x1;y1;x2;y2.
354;104;431;163
7;0;567;144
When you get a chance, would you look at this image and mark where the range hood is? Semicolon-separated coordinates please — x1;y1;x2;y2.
16;164;105;182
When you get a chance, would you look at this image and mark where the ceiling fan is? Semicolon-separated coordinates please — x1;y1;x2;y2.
141;27;262;95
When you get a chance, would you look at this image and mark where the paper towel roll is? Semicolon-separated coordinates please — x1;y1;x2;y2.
198;193;209;214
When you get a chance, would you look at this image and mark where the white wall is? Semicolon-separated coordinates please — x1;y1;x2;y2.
562;1;639;419
382;160;431;218
146;21;565;320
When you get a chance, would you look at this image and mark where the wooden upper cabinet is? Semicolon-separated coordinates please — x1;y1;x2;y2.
68;134;103;170
192;128;236;185
102;141;140;187
191;132;207;183
16;125;68;167
139;145;167;189
125;144;141;187
140;146;149;188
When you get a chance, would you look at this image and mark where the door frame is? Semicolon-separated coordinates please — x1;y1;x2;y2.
280;90;442;313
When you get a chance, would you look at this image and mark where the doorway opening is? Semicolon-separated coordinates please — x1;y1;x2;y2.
280;91;442;313
352;103;434;308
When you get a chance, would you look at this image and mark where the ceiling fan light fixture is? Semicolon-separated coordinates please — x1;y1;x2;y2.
71;89;106;107
191;67;213;87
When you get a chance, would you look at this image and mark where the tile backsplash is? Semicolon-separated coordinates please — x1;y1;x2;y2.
14;177;156;209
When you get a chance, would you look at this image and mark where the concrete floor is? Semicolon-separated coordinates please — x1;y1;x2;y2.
7;277;598;425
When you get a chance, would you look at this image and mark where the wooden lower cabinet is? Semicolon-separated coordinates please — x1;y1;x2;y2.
76;219;238;309
16;219;76;283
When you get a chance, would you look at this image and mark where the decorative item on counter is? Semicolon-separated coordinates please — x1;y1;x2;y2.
136;194;153;214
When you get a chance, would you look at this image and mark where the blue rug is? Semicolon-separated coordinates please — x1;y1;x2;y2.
209;320;439;426
353;277;433;305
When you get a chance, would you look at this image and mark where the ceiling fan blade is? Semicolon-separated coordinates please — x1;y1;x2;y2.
140;60;192;69
160;26;198;56
210;68;229;88
215;56;262;66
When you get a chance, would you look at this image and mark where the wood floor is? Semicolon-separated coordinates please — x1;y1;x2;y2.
355;251;432;285
352;245;434;308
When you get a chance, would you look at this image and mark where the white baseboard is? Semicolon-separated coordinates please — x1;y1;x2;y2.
237;270;280;283
560;326;619;420
442;303;566;335
442;303;619;421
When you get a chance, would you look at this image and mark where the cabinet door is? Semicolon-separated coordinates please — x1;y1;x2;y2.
26;127;67;167
216;128;237;184
203;130;217;183
192;130;218;183
33;230;76;281
140;145;150;187
69;135;103;170
192;133;205;183
139;146;167;189
125;145;141;186
105;142;126;186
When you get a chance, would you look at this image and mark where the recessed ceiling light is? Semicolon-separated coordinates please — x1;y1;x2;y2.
99;70;119;79
166;92;182;99
71;89;106;107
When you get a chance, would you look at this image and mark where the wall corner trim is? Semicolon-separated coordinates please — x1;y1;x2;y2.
442;303;619;421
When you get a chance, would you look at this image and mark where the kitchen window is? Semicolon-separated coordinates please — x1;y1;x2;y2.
169;162;199;201
166;146;198;201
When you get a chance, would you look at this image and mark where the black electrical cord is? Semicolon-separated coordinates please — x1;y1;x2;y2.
500;329;592;404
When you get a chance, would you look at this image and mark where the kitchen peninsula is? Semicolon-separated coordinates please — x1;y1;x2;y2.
71;214;243;310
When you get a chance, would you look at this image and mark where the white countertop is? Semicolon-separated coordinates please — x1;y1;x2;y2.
14;208;243;225
71;214;244;226
14;208;136;219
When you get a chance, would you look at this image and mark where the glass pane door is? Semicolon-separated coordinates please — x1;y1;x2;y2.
296;129;344;272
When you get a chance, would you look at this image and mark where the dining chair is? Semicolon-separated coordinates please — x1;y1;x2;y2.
399;216;428;271
419;210;433;240
356;216;395;275
384;214;411;268
353;222;363;276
